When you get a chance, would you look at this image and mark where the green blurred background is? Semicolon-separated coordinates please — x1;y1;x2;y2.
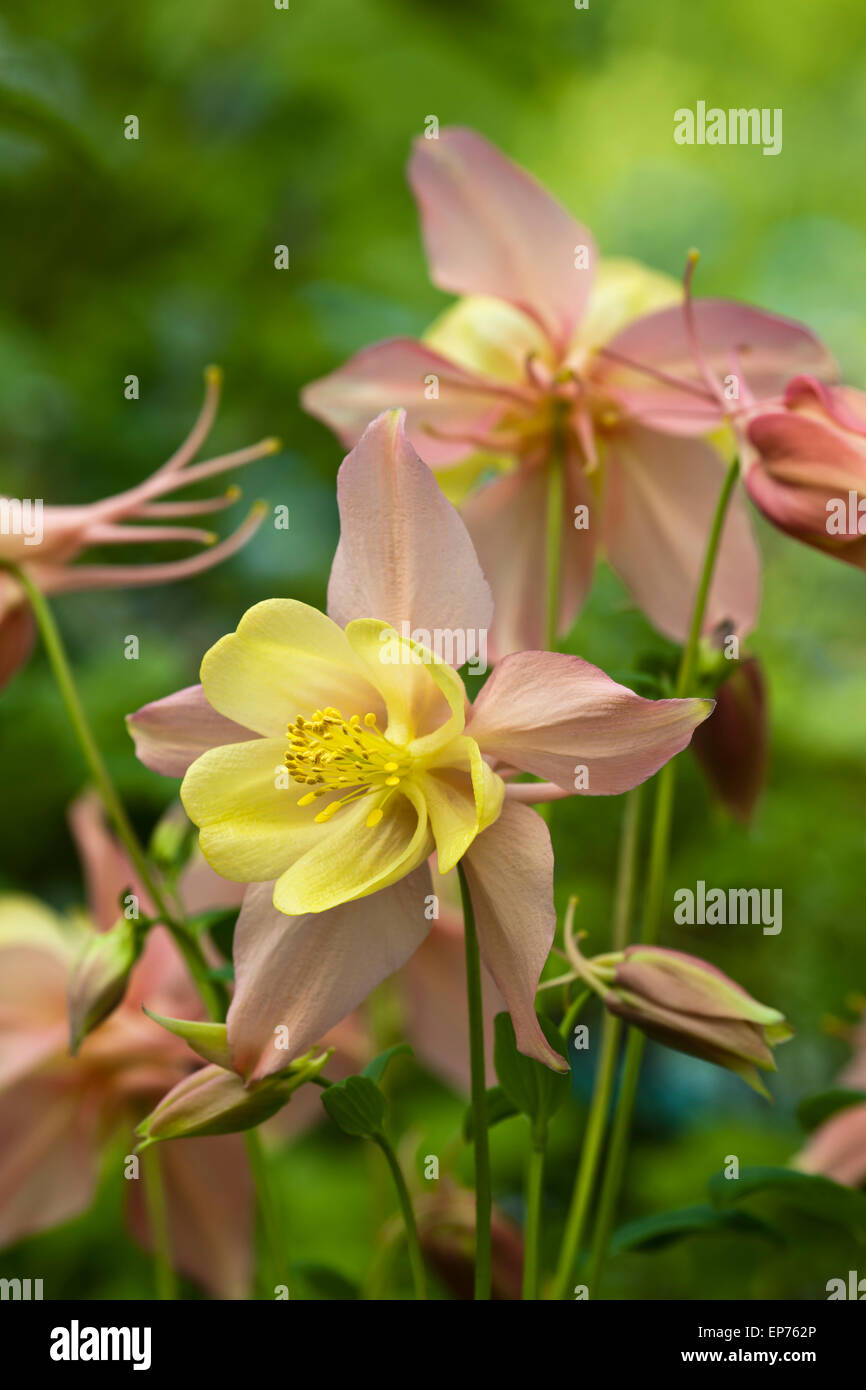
2;0;865;1298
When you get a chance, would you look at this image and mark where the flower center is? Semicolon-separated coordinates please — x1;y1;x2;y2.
285;707;411;828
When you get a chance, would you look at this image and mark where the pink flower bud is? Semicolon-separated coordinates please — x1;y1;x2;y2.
601;946;792;1095
691;658;768;823
67;917;143;1052
744;376;866;570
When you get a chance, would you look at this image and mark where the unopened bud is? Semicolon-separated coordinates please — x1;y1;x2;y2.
68;917;143;1052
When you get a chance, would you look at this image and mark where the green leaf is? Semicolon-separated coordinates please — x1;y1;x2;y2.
493;1012;569;1127
141;1009;231;1068
462;1085;520;1141
321;1074;386;1139
797;1088;866;1133
708;1164;866;1231
611;1204;783;1255
362;1043;413;1084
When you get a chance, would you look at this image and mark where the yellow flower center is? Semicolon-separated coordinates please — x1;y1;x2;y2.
285;707;412;828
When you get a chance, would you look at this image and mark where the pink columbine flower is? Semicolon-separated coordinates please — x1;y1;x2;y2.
0;794;253;1299
743;375;866;570
795;1013;866;1188
128;409;712;1076
0;368;277;689
302;127;834;655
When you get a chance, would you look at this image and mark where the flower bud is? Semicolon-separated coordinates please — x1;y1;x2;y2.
595;946;792;1095
744;376;866;570
135;1048;332;1149
68;916;143;1052
691;658;768;823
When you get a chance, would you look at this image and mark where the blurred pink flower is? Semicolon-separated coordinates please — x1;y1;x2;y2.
795;1013;866;1188
0;794;253;1298
744;375;866;570
303;128;833;653
0;368;276;690
129;410;712;1076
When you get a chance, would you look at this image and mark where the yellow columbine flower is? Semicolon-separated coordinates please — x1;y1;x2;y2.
180;606;503;915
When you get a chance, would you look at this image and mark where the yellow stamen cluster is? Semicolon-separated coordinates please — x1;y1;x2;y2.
285;707;409;829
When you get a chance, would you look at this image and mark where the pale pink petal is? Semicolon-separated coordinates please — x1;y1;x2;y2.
68;792;153;929
461;800;565;1070
467;650;712;794
328;410;493;653
126;684;256;777
402;912;500;1091
178;849;247;916
0;1080;98;1245
302;338;508;465
228;865;434;1082
409;128;596;352
460;445;594;659
598;299;835;434
796;1105;866;1188
603;426;760;643
126;1134;253;1299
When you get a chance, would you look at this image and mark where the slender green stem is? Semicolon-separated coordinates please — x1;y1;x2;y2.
522;1128;547;1300
373;1135;427;1301
585;454;742;1291
244;1130;284;1298
548;785;643;1299
560;989;590;1041
550;1001;620;1299
458;861;492;1300
10;566;227;1021
544;441;564;654
142;1148;177;1300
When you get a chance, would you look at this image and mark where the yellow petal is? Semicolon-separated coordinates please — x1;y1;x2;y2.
344;619;467;752
272;782;432;915
200;599;384;737
418;736;505;873
181;737;323;882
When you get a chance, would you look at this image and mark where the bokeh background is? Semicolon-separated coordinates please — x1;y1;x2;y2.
2;0;865;1298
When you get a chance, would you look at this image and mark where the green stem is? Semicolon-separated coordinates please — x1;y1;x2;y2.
244;1130;283;1298
544;441;564;654
373;1135;427;1301
549;785;642;1299
522;1128;547;1300
142;1148;177;1300
585;454;741;1292
11;566;227;1021
458;861;492;1300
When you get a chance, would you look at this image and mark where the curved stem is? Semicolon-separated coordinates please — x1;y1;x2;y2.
10;566;227;1021
141;1149;177;1300
374;1136;427;1301
458;861;492;1300
522;1129;546;1300
585;454;741;1291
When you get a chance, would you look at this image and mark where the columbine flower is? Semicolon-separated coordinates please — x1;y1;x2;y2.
302;127;833;654
0;367;277;689
0;794;252;1299
128;409;711;1075
794;1009;866;1187
743;375;866;570
570;936;792;1096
